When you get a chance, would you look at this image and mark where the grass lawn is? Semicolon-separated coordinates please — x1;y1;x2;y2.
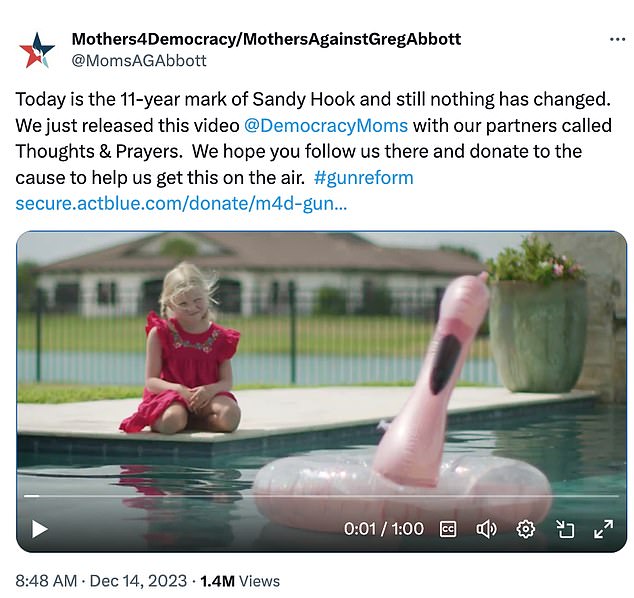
17;381;419;404
18;384;144;404
18;313;490;357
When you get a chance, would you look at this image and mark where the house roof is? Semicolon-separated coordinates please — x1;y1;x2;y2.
38;232;484;276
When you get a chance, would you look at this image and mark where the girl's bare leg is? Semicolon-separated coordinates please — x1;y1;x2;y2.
151;402;189;434
191;395;241;432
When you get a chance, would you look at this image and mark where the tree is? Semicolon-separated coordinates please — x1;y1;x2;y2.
439;244;481;262
17;261;40;312
160;237;198;260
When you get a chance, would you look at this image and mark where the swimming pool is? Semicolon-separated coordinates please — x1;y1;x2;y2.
18;349;499;387
17;402;626;552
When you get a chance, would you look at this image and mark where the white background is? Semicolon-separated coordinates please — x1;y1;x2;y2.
3;1;632;596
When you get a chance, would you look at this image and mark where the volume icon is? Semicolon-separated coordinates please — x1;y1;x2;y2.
476;519;497;539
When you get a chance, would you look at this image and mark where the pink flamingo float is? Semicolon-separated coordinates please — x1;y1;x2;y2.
254;273;552;535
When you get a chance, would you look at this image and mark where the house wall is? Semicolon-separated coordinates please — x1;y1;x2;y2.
541;232;626;403
39;269;456;317
238;270;453;315
39;272;145;316
38;273;71;302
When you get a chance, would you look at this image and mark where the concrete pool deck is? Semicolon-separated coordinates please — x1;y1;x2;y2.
18;386;599;453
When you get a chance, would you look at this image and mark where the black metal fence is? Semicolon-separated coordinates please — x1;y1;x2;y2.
18;285;499;387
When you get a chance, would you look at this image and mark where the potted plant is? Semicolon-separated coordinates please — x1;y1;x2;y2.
486;235;587;392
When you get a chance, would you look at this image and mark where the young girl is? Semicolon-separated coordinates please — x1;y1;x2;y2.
119;262;241;434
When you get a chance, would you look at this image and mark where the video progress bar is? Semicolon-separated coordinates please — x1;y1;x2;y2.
23;494;622;499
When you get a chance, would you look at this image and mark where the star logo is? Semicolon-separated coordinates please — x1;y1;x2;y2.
20;32;55;68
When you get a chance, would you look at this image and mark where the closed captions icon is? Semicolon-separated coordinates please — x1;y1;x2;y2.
476;519;497;539
440;520;457;537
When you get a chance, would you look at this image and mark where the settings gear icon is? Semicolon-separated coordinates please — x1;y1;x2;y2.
516;519;536;539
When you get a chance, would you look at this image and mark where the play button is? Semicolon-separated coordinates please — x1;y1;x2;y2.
31;520;48;539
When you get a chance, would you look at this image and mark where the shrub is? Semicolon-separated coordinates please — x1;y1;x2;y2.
314;286;347;315
358;285;393;315
486;235;585;284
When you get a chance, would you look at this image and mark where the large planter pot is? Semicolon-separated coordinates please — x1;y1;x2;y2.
489;280;588;392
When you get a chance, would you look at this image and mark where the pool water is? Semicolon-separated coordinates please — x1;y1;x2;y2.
17;403;627;552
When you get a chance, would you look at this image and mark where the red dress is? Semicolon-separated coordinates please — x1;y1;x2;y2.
119;312;240;433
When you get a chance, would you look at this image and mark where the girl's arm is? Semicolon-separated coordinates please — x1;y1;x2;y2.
188;360;234;413
191;360;234;397
204;359;234;396
145;328;192;400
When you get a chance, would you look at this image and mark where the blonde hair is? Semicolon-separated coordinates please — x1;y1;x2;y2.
159;262;218;319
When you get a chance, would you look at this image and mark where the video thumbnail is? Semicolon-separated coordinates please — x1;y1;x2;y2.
17;231;627;552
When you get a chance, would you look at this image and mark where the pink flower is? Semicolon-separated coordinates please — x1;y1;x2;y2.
553;263;564;276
